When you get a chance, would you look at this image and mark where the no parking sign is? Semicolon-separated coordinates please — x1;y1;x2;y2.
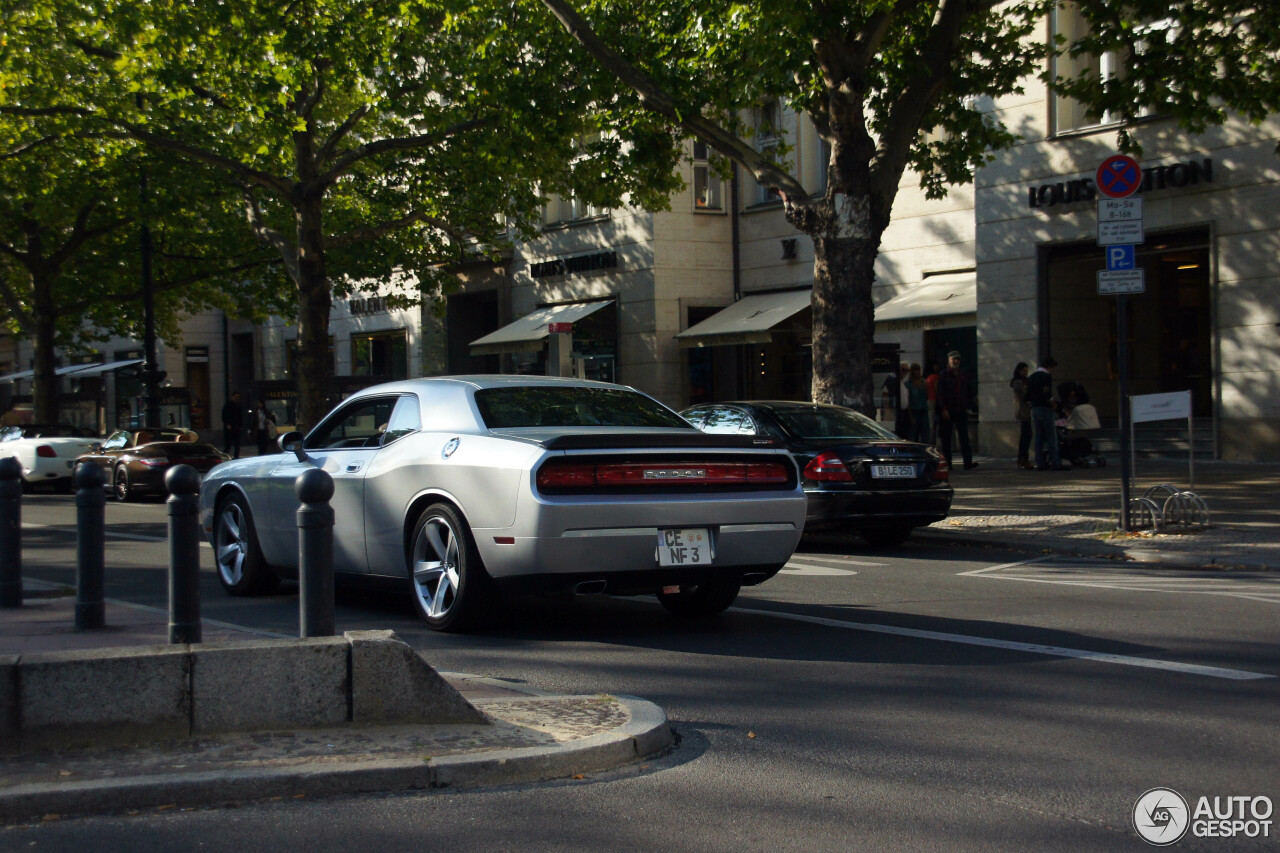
1096;155;1143;199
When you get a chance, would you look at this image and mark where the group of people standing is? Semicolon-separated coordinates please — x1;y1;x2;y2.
1009;357;1073;471
885;351;979;471
219;392;278;459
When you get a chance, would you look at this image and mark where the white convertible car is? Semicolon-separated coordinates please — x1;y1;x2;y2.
0;424;101;491
199;376;807;631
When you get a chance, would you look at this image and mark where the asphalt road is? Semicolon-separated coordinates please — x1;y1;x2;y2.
6;493;1280;852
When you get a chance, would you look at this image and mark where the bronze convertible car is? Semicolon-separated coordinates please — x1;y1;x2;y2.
198;376;807;631
76;427;229;501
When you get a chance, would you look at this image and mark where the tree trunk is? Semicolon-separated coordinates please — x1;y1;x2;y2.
30;276;59;424
810;235;879;412
293;194;332;432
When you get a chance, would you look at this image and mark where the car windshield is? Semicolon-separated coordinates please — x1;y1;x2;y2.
475;386;690;429
771;406;898;441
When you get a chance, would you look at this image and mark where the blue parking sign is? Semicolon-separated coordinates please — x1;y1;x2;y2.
1107;244;1135;271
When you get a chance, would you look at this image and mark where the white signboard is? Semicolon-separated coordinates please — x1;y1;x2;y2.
1098;270;1145;295
1131;390;1192;424
1098;198;1143;221
1098;220;1145;245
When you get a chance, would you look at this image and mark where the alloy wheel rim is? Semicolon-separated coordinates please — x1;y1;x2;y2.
413;516;460;618
215;504;249;586
114;467;128;500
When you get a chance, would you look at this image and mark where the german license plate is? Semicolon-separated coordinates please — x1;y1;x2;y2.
657;528;712;566
871;464;916;479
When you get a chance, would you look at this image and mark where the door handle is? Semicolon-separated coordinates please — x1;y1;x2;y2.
346;462;364;473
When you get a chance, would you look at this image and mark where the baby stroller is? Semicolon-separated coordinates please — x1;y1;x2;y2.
1056;384;1106;468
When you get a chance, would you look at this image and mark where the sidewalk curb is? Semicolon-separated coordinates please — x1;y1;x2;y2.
0;693;671;822
914;528;1280;572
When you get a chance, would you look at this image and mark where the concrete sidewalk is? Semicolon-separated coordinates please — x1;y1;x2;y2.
0;585;671;823
918;456;1280;570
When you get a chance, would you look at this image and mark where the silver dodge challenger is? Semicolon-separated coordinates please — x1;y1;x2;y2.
199;376;807;631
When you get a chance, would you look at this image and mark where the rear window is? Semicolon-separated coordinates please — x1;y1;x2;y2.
772;407;896;441
475;386;690;429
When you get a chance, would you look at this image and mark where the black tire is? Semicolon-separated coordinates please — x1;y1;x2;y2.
213;493;279;595
113;465;133;502
861;526;913;547
656;580;741;617
408;503;490;632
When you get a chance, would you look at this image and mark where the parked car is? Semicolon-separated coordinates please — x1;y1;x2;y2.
198;376;807;631
75;427;229;502
680;401;953;546
0;424;101;491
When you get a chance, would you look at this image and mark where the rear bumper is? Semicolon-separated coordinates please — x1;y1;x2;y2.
804;485;953;531
473;489;807;589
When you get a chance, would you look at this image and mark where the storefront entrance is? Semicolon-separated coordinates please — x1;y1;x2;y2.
1041;228;1213;419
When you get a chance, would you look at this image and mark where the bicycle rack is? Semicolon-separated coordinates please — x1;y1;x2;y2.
1128;484;1211;531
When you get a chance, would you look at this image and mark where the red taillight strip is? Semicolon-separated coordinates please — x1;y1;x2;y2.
803;450;852;482
537;460;789;489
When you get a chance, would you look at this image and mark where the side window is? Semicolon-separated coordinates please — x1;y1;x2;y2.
701;408;746;435
103;431;129;450
381;396;421;445
305;397;399;450
682;407;710;430
737;416;759;436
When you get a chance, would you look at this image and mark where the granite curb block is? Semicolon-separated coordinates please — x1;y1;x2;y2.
0;694;671;822
914;527;1280;572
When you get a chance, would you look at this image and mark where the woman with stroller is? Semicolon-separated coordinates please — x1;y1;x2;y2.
1010;362;1034;469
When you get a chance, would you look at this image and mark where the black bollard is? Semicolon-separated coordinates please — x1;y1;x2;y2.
296;467;335;638
74;461;106;629
166;465;202;644
0;456;22;609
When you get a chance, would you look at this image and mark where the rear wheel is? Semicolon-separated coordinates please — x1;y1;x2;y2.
656;580;741;617
409;503;489;632
861;526;912;547
113;466;133;502
214;494;279;595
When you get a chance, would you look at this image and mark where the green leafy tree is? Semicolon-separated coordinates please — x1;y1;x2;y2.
12;0;682;428
537;0;1280;409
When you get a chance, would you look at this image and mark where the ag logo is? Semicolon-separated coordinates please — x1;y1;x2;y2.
1134;788;1190;846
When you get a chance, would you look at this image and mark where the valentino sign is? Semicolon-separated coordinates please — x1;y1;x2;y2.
1027;157;1213;209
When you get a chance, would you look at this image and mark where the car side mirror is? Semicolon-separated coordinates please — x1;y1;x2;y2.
279;430;306;461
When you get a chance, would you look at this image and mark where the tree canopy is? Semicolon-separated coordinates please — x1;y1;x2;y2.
538;0;1280;407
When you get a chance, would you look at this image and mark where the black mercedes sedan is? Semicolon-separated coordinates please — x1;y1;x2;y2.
681;401;953;546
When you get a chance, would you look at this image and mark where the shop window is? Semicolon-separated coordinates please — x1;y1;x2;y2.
692;142;724;212
351;330;408;381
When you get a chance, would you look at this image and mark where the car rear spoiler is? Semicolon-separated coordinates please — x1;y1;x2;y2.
538;433;778;450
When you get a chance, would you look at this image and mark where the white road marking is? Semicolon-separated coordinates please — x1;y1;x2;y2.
728;606;1274;681
21;522;210;547
779;562;859;576
960;558;1280;605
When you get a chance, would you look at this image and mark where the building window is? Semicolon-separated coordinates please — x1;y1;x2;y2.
753;100;783;205
351;330;408;381
692;142;723;211
1052;2;1165;134
543;194;604;227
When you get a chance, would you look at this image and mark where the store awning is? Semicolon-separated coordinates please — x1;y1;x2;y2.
675;289;812;348
470;300;613;356
0;369;34;383
59;358;144;378
874;272;975;324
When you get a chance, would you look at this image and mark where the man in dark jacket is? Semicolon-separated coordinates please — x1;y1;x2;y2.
937;351;977;470
221;391;243;459
1027;357;1070;469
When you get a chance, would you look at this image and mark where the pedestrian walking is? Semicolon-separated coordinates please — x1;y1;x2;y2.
938;351;977;470
256;399;278;456
1009;363;1034;469
1027;357;1070;470
924;362;940;446
221;391;244;459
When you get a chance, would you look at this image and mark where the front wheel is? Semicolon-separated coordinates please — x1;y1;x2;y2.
214;494;279;595
113;465;133;502
409;503;489;632
656;580;740;617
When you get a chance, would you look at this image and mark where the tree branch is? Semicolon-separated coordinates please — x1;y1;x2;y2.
328;209;465;248
538;0;811;204
0;135;61;161
242;190;301;284
60;254;281;315
318;104;372;166
319;115;496;185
